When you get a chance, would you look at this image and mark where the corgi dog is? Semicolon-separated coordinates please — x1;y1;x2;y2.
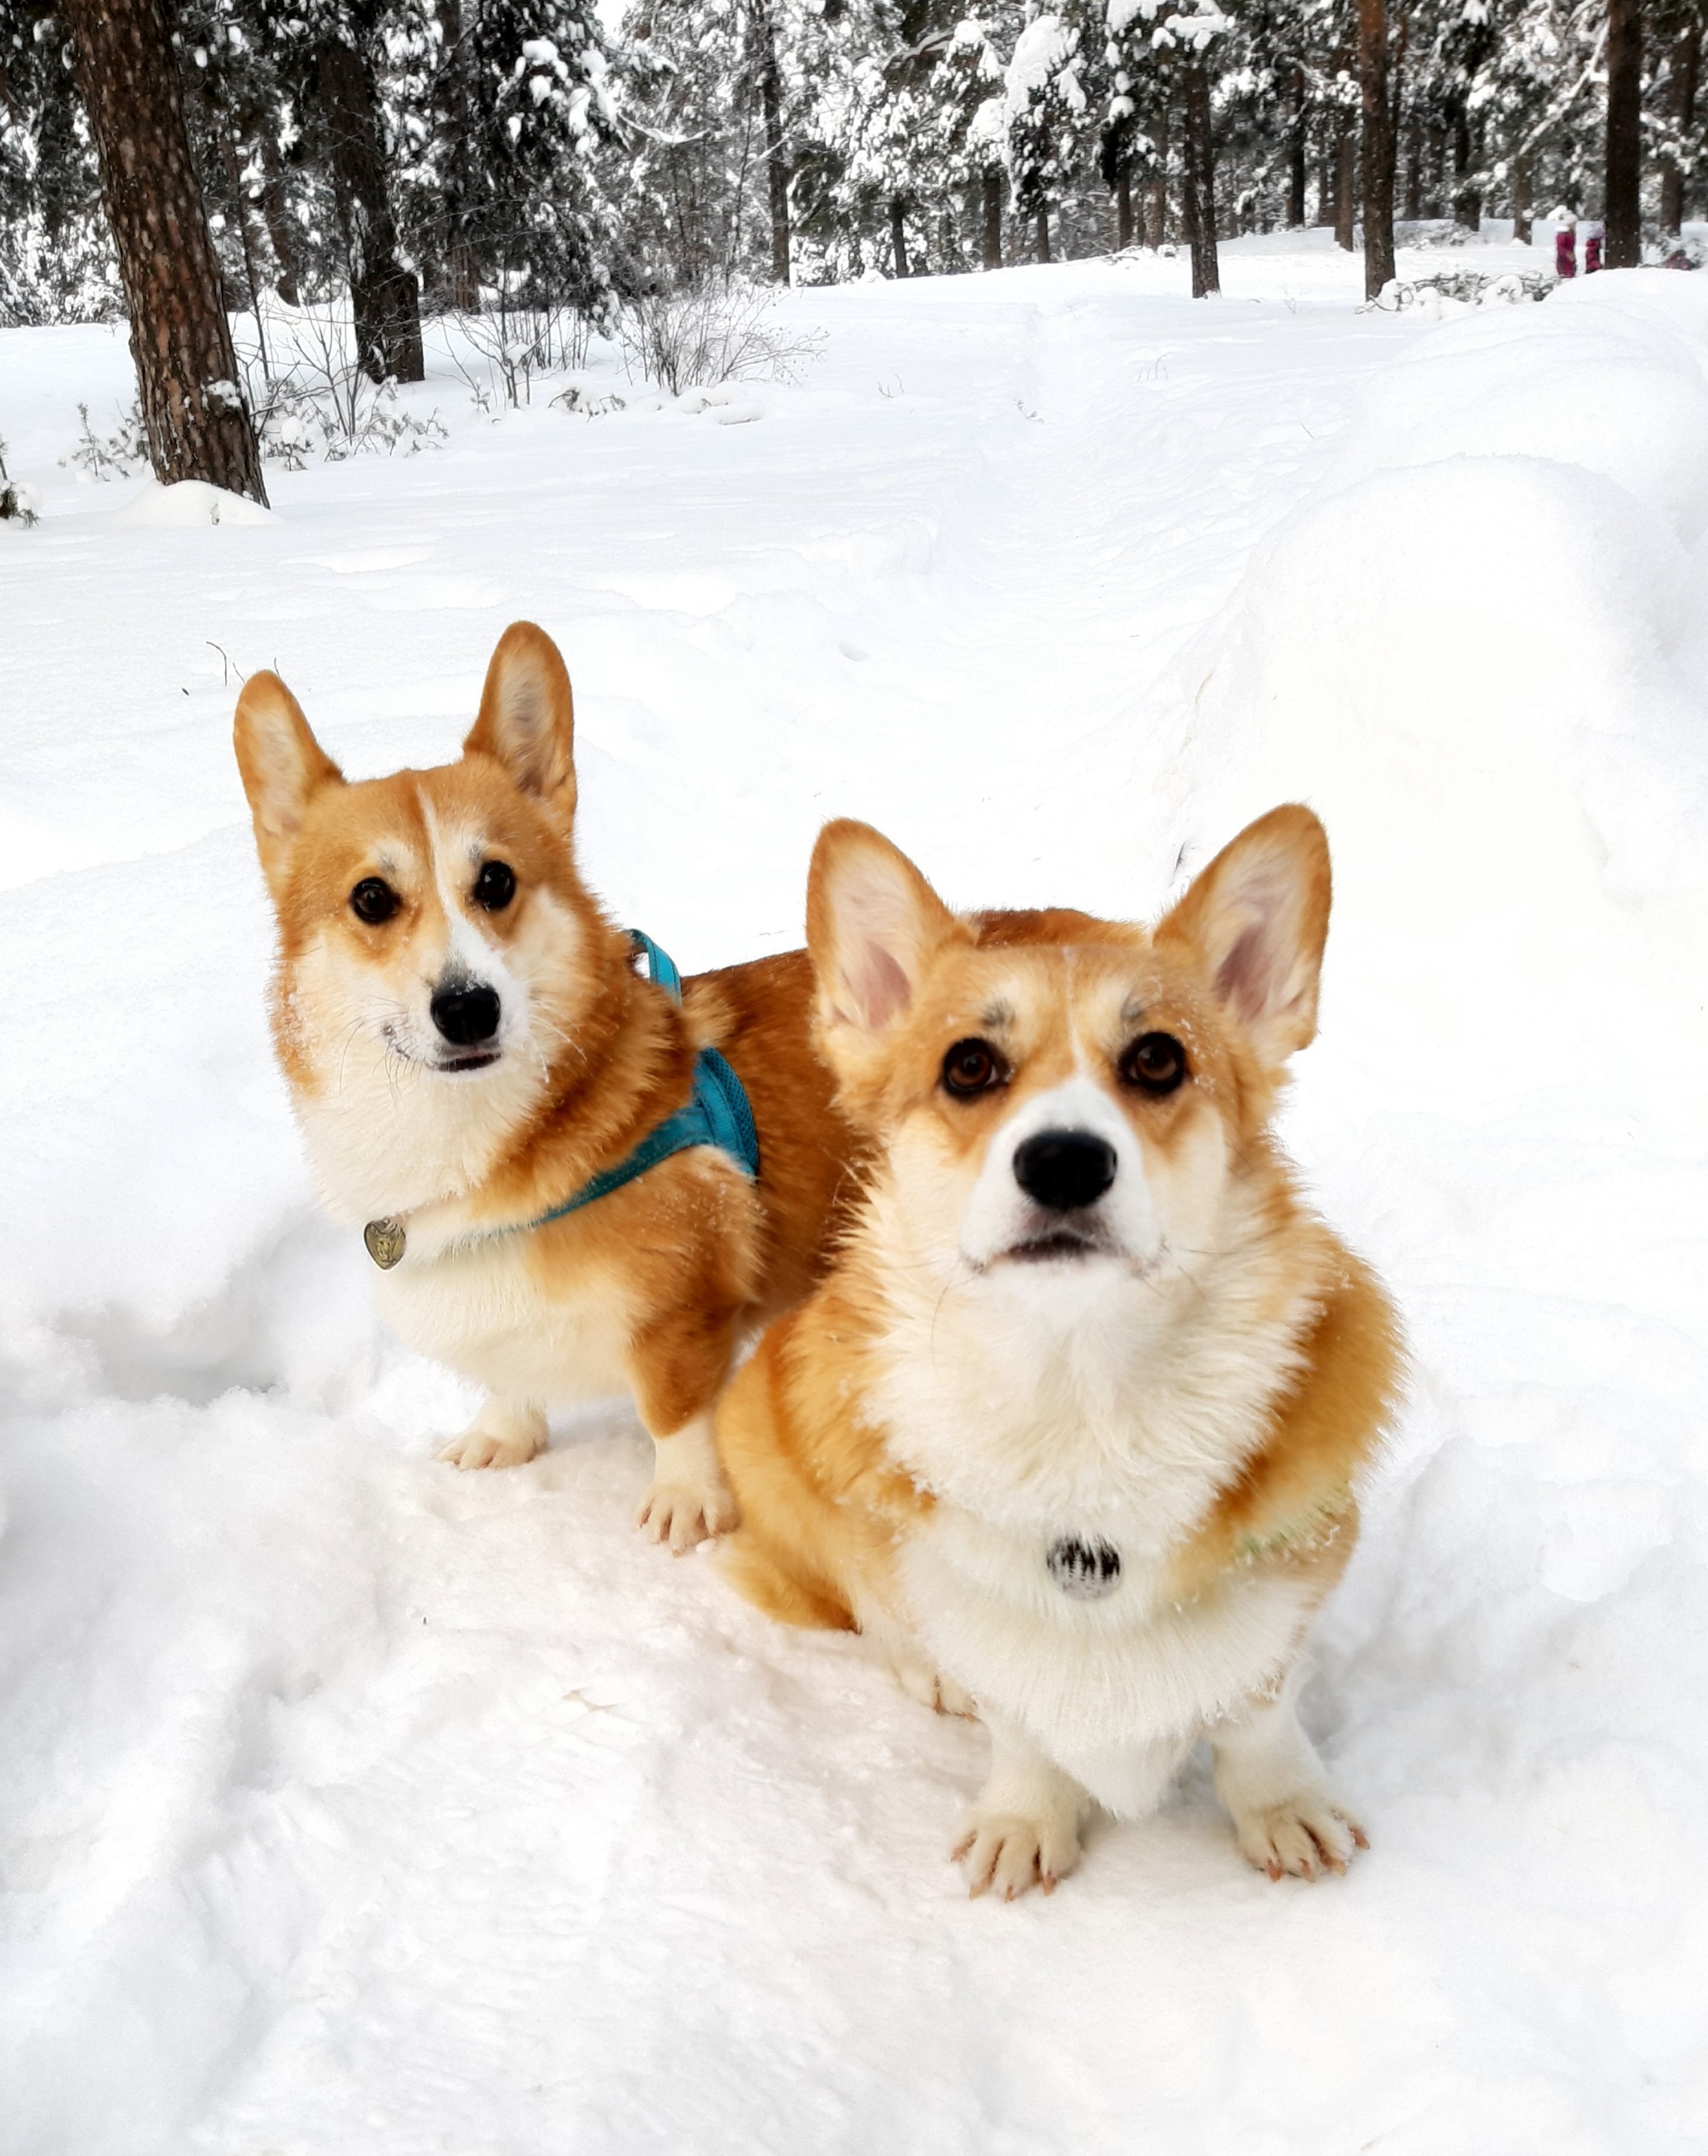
716;807;1402;1896
234;621;858;1547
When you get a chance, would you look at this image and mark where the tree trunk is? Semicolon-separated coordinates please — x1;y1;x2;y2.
61;0;267;505
1181;60;1220;295
1288;68;1308;227
1661;23;1699;234
982;167;1003;268
1514;149;1534;244
1151;101;1170;244
316;34;424;383
1334;118;1357;249
1035;207;1050;263
890;198;909;278
1451;106;1481;230
258;135;303;307
1117;168;1133;249
1403;112;1422;221
1605;0;1644;267
1358;0;1395;296
435;0;480;309
755;2;791;284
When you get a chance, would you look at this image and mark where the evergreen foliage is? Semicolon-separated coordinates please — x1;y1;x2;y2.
3;0;1707;329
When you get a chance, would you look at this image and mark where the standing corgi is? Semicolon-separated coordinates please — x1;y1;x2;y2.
716;808;1403;1894
234;622;859;1547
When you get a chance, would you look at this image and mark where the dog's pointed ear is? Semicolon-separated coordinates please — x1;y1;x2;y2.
234;671;344;900
807;821;966;1062
1156;805;1331;1067
464;621;576;818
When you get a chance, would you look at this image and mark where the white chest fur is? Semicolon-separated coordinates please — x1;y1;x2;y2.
872;1201;1327;1813
374;1229;633;1405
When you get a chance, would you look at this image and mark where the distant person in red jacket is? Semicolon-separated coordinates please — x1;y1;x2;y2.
1555;218;1578;278
1584;221;1604;274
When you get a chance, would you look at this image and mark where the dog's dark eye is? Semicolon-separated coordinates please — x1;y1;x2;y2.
1120;1031;1188;1097
474;860;516;912
350;877;399;925
942;1038;1006;1098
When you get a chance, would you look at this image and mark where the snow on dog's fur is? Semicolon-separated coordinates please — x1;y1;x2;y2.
235;622;859;1546
717;808;1403;1895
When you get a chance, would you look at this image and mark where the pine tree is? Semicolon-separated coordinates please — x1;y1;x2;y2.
59;0;268;499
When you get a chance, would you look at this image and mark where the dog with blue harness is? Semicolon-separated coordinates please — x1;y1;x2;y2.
236;620;861;1548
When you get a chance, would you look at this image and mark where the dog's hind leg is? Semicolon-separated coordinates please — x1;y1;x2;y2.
441;1394;548;1471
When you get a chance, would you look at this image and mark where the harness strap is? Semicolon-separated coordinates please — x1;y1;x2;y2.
527;932;759;1228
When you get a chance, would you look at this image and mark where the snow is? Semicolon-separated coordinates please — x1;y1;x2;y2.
3;242;1706;2153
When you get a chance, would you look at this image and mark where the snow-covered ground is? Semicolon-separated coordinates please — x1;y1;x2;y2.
3;239;1705;2155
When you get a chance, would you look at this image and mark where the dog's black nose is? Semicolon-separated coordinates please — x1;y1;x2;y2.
1013;1129;1118;1212
430;982;501;1046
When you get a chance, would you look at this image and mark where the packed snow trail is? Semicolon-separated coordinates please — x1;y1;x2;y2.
2;247;1705;2156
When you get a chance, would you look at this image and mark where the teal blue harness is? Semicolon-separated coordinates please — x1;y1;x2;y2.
527;931;760;1225
360;931;758;1271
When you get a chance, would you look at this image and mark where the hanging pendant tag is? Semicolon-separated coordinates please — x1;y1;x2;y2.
1047;1536;1123;1601
364;1217;407;1269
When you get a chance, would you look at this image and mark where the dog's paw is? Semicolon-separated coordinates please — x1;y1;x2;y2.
440;1408;547;1471
952;1808;1081;1901
635;1470;741;1553
1233;1789;1368;1882
893;1658;978;1719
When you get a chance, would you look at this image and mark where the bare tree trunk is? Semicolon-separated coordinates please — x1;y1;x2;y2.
1451;105;1481;230
316;34;424;383
1403;113;1422;220
1514;148;1534;243
755;2;791;284
1035;207;1051;263
1288;68;1309;226
435;0;480;309
890;198;909;277
1334;117;1357;249
1605;0;1644;266
1181;60;1220;295
61;0;267;504
1359;0;1395;296
982;168;1003;268
219;126;272;381
1151;101;1170;243
1117;169;1133;249
259;136;302;306
1661;22;1699;234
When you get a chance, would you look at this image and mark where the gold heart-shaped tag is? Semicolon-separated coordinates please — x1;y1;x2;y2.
364;1217;407;1269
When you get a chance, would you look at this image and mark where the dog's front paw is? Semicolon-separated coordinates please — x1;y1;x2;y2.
952;1807;1081;1901
893;1656;978;1719
1232;1789;1368;1882
635;1470;740;1553
440;1405;547;1471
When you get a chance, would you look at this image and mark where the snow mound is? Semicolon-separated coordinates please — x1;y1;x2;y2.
1168;266;1708;2135
114;478;274;528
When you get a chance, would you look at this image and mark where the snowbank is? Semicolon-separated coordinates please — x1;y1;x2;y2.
3;258;1705;2152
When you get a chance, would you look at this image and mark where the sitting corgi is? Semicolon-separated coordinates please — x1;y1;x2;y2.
716;807;1402;1895
234;622;858;1547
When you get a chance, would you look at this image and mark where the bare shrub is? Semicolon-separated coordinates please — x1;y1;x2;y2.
439;303;595;411
616;282;823;397
234;298;448;463
62;400;148;480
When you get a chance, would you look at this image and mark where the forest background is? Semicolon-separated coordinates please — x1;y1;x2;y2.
0;0;1700;503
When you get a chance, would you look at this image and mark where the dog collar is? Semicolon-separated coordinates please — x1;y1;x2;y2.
363;932;760;1269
